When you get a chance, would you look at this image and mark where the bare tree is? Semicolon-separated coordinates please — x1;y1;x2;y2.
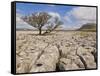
22;12;63;35
44;17;63;34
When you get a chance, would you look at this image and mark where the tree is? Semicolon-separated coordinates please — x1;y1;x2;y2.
22;12;63;35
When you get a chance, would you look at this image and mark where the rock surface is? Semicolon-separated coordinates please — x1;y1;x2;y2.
16;31;97;73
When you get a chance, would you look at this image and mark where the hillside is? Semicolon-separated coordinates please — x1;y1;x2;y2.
78;23;96;32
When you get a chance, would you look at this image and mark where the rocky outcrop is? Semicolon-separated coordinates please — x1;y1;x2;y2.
16;31;97;73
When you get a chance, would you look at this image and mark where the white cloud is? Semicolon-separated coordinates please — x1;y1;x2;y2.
64;7;96;29
48;12;61;25
16;13;22;23
16;13;34;29
48;12;61;19
64;15;72;23
70;7;96;22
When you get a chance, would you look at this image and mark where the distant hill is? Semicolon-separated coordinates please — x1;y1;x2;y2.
78;23;96;32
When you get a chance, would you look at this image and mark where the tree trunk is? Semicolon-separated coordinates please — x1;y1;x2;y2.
39;28;42;35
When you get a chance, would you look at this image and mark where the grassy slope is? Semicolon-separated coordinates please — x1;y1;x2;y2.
78;23;96;32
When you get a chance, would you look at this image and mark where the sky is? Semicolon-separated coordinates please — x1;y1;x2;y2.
16;2;96;30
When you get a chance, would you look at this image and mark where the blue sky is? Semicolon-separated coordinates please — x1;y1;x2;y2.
16;3;76;16
16;3;96;30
